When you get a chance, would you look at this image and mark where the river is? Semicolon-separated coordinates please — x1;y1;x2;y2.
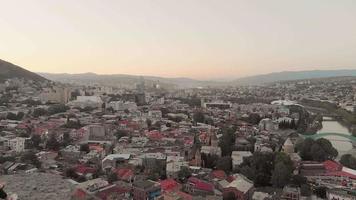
317;117;353;159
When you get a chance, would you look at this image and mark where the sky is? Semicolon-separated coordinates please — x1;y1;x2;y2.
0;0;356;80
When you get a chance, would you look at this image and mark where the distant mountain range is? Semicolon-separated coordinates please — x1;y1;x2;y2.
1;59;356;87
0;59;46;83
232;69;356;85
41;69;356;88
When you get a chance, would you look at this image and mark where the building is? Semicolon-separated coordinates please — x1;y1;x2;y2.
107;101;137;111
166;156;188;179
231;151;252;171
280;186;300;200
102;154;131;171
40;86;71;104
326;188;356;200
7;137;26;152
201;146;222;157
132;180;161;200
69;96;103;109
223;174;254;200
282;138;294;154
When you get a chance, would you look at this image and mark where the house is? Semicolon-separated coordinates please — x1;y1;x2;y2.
280;186;300;200
282;138;294;154
185;177;215;196
166;156;188;178
141;153;166;172
74;165;97;180
252;191;270;200
201;146;222;157
60;145;81;162
102;154;131;171
231;151;252;171
72;178;130;200
115;168;134;182
210;170;227;181
132;180;161;200
6;137;27;152
223;174;254;200
326;188;356;200
160;179;181;193
258;118;278;131
94;185;131;200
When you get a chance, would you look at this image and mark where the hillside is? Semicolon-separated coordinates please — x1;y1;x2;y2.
0;59;46;82
41;69;356;88
39;72;224;89
233;69;356;85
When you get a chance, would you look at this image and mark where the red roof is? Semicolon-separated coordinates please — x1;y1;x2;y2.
210;170;226;180
160;179;181;192
226;176;236;183
323;160;342;172
188;177;214;192
75;165;96;175
146;130;163;140
176;191;193;200
115;168;134;181
95;185;130;200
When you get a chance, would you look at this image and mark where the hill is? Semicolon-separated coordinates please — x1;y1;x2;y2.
233;69;356;85
41;69;356;88
0;59;46;82
39;72;224;89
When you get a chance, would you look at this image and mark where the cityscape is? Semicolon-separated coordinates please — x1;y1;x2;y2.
1;1;356;200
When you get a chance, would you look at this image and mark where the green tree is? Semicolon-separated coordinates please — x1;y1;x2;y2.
271;162;292;188
108;172;118;183
21;151;41;168
290;175;307;186
178;167;191;182
115;130;128;140
31;134;42;149
218;127;236;156
274;152;294;172
216;156;232;173
193;111;205;124
340;154;356;169
62;132;71;147
48;104;69;115
80;144;90;153
33;108;47;117
296;138;337;162
46;134;60;151
301;184;312;196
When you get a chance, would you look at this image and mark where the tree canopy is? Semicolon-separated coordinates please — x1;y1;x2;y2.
296;138;338;161
340;154;356;170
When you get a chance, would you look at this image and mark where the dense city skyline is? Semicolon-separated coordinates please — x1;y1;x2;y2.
1;0;356;79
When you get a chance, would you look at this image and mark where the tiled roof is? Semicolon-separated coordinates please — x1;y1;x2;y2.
188;177;214;192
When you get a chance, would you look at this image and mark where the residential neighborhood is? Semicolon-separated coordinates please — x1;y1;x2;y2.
1;75;356;200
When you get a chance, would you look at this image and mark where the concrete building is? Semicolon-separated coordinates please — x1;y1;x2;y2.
107;101;137;111
40;86;71;104
7;137;26;152
231;151;252;171
223;174;254;200
166;156;189;179
132;180;161;200
68;96;103;109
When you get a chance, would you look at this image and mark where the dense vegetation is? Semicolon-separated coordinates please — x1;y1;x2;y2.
296;138;338;162
340;154;356;170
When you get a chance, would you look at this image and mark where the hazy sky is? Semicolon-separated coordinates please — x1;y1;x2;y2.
1;0;356;80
